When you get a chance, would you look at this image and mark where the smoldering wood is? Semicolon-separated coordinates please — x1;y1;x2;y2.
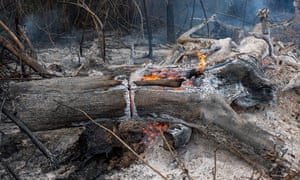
134;79;184;87
6;76;297;177
133;89;291;176
7;76;127;131
161;14;270;67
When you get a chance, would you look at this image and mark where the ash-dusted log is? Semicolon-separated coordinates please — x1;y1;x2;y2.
133;88;284;153
134;89;291;176
8;76;128;131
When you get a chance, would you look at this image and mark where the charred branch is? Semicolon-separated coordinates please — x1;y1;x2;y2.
1;107;59;169
0;36;49;77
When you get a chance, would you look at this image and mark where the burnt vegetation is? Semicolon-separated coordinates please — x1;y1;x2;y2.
0;0;300;179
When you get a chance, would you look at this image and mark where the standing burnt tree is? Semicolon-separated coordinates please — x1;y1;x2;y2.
167;0;175;43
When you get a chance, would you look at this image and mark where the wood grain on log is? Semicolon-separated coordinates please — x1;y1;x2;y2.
133;89;289;176
8;76;127;131
6;75;296;177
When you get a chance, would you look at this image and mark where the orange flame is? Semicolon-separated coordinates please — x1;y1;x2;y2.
142;74;159;80
197;51;206;73
142;122;168;143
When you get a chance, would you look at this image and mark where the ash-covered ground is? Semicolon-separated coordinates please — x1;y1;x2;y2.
0;30;299;180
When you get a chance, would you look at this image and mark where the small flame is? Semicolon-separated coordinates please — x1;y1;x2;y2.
142;122;168;143
197;51;206;73
142;74;159;80
141;69;181;81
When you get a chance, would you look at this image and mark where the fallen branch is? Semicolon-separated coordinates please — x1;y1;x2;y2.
17;25;35;54
1;107;59;169
177;15;215;44
0;20;24;50
213;147;219;180
0;36;49;77
72;63;84;77
160;129;193;180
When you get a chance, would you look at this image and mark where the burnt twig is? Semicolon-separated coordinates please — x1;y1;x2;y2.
0;35;50;77
160;129;193;180
213;146;219;180
1;107;59;169
176;15;215;44
0;20;24;50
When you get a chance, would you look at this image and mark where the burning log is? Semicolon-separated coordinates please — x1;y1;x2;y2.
3;24;298;177
133;89;292;177
161;13;272;68
6;52;274;130
4;61;298;177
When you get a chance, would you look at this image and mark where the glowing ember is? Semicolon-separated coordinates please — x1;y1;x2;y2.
142;122;168;143
197;51;206;73
142;73;159;80
141;69;181;81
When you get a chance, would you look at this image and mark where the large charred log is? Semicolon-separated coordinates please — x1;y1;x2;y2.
6;76;127;131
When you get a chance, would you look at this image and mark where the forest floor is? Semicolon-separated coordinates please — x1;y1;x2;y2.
0;30;300;179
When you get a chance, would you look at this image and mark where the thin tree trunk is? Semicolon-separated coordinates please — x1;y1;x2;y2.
142;0;153;58
190;0;196;28
167;0;175;43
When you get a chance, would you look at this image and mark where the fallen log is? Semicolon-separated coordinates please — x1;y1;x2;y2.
5;74;298;177
133;89;288;174
7;76;128;131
